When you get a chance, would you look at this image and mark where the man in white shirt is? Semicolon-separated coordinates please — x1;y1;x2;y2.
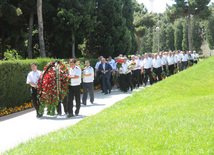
176;51;183;71
167;52;175;76
132;56;141;88
122;57;133;92
141;53;153;86
82;60;94;105
159;54;167;72
26;63;42;118
193;51;199;64
181;51;189;70
153;54;163;82
68;59;81;117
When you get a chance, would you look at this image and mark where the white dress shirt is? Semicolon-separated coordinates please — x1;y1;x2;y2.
174;55;178;63
26;70;42;86
109;59;115;67
167;56;174;65
69;66;81;86
177;54;183;62
182;54;189;62
142;58;153;69
193;54;199;61
161;57;166;65
133;60;141;70
83;66;94;83
153;58;162;68
122;62;131;74
95;61;101;70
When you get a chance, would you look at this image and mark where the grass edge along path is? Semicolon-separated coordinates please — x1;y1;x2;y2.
5;57;214;154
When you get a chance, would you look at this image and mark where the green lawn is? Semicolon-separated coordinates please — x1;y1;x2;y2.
5;57;214;154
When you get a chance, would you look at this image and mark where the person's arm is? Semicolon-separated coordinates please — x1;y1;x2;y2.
161;65;163;71
29;82;38;88
141;66;144;74
84;68;92;76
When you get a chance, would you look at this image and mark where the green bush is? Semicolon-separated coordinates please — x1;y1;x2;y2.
0;58;99;109
0;58;54;109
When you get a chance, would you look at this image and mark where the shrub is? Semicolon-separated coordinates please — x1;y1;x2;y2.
0;58;99;109
0;58;54;109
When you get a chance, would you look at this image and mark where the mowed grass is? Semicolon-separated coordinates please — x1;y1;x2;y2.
5;57;214;155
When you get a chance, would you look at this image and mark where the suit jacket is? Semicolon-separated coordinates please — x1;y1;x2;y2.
98;62;112;76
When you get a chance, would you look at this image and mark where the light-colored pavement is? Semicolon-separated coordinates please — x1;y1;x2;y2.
0;86;145;154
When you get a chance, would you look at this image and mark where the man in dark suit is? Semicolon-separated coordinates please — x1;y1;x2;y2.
98;58;112;94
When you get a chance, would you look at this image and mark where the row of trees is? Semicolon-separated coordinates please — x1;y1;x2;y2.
140;0;214;54
1;0;214;59
0;0;140;59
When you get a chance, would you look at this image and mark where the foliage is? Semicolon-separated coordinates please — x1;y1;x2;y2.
3;49;23;60
206;3;214;49
0;58;54;109
5;56;214;154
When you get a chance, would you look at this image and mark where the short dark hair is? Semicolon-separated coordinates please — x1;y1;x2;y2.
69;59;76;63
30;62;37;66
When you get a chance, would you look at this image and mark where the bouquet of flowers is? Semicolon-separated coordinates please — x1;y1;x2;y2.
127;62;136;69
116;60;123;70
161;71;166;79
125;62;136;74
188;61;193;67
151;72;157;80
37;60;70;116
174;68;178;74
166;69;170;77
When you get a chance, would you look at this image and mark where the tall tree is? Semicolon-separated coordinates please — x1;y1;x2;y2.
166;0;211;52
174;19;183;50
206;3;214;49
37;0;46;57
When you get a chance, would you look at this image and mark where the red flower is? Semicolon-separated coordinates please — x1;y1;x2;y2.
75;59;77;61
60;62;62;65
61;95;63;97
79;60;81;62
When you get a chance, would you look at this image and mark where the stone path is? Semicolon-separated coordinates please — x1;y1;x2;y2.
0;86;146;154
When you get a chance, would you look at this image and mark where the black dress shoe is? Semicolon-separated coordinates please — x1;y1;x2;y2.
131;87;133;91
101;91;104;93
109;90;111;94
67;114;74;118
75;110;79;116
104;92;108;95
37;114;43;118
81;103;86;105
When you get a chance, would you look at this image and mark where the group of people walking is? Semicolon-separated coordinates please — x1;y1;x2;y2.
26;50;199;118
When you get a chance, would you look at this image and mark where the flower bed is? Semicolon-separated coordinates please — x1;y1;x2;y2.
0;102;33;117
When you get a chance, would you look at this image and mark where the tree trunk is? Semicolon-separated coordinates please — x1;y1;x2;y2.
1;29;5;59
188;14;192;52
37;0;46;57
27;11;34;59
72;32;76;58
135;32;140;54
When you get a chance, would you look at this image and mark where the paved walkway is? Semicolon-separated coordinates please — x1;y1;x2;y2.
0;86;145;154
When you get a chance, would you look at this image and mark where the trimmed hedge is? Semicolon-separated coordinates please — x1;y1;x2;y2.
0;58;54;109
0;58;99;109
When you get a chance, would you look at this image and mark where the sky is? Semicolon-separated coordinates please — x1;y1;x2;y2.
136;0;214;13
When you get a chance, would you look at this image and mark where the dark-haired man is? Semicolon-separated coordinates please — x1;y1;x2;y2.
98;58;112;94
26;63;42;118
68;59;81;117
